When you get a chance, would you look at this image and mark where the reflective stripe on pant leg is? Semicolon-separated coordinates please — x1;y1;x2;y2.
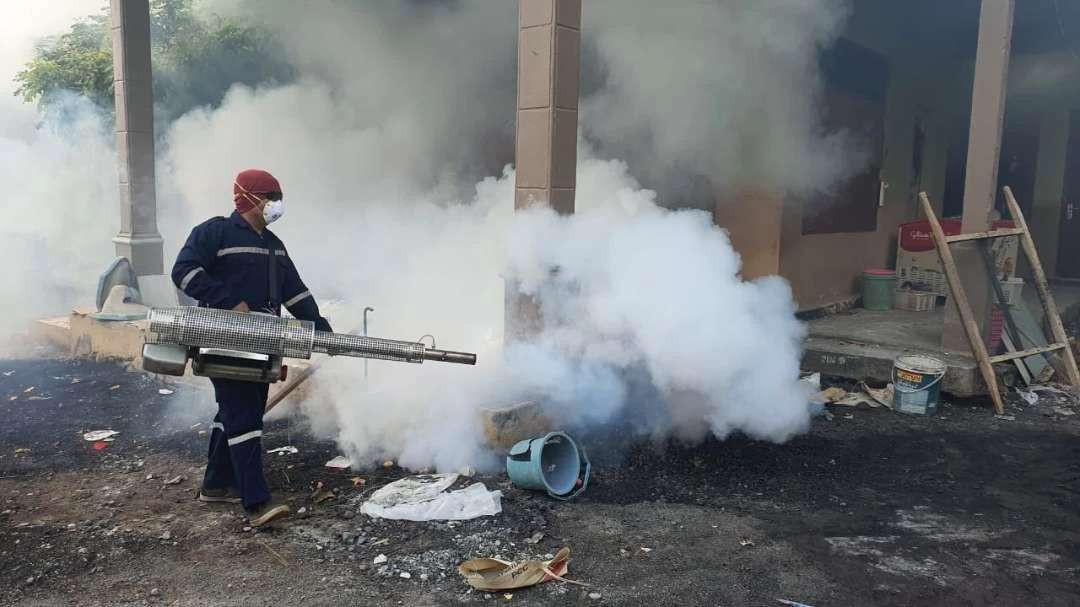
203;412;236;490
227;430;263;446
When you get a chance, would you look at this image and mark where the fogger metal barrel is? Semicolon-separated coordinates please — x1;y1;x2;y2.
146;307;476;365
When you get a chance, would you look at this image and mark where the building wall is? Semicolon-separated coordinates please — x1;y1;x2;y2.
778;53;960;309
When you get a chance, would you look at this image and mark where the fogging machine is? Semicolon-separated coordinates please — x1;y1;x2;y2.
141;306;476;383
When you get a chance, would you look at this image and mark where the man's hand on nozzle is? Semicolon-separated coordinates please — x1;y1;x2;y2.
232;301;251;313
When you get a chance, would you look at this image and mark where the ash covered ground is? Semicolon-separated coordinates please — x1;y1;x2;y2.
2;356;1080;606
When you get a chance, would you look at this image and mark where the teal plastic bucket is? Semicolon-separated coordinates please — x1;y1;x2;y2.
862;269;896;311
892;354;946;415
506;432;590;500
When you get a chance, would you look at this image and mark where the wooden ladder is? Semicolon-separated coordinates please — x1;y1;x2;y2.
918;187;1080;414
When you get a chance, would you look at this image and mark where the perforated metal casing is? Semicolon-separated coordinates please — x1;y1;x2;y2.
147;307;314;359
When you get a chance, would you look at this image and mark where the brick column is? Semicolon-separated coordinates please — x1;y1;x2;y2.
111;0;164;277
506;0;582;340
943;0;1014;354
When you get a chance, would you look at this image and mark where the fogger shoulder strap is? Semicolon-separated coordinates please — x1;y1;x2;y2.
267;245;280;314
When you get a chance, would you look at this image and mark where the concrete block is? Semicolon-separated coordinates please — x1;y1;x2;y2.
115;131;156;187
515;188;548;210
551;108;578;189
554;0;581;29
515;108;552;189
554;26;580;109
520;0;553;28
68;308;147;362
480;401;553;452
518;27;552;110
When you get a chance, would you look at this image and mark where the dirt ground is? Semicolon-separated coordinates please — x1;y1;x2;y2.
2;357;1080;606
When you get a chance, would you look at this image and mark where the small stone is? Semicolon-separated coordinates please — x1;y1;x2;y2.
589;592;602;600
150;588;160;597
420;573;429;581
25;576;34;585
160;531;171;541
298;507;307;514
400;572;411;579
341;532;355;544
373;554;388;565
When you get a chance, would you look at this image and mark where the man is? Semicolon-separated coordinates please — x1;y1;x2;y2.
171;169;332;527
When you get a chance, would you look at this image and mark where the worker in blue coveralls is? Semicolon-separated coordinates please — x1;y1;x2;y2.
171;169;332;527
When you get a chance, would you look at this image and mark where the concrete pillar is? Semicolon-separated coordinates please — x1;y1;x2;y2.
506;0;581;340
1027;109;1071;278
943;0;1014;354
110;0;163;277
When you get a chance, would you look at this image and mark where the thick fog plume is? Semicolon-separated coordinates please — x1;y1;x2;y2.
582;0;857;202
0;2;118;348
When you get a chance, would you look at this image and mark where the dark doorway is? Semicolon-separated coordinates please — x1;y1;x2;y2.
802;38;889;235
1056;112;1080;278
996;129;1039;218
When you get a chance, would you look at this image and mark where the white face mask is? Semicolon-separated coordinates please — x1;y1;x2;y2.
262;199;285;224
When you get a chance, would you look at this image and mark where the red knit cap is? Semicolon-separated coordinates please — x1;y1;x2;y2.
233;169;282;212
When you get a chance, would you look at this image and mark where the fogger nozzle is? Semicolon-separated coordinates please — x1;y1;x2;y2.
146;307;477;365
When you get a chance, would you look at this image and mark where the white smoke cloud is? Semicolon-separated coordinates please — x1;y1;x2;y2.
159;1;822;469
0;1;118;346
582;0;857;199
1;1;833;468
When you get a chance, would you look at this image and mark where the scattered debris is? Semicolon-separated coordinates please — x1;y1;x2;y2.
109;385;120;391
311;481;335;504
640;547;652;553
163;475;186;486
382;460;395;468
83;430;119;442
589;592;602;600
150;588;161;597
267;446;299;456
740;538;755;547
158;388;174;395
92;442;110;451
1017;390;1038;405
160;530;172;540
777;600;815;607
373;554;388;565
27;396;52;401
325;455;352;469
458;547;583;591
23;387;34;393
14;448;30;455
360;474;502;521
526;532;545;544
2;370;13;376
995;415;1016;422
400;572;412;579
503;594;513;600
459;465;476;477
1053;407;1076;417
350;476;366;488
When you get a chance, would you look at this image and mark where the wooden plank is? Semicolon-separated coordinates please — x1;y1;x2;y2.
944;227;1026;243
1003;186;1080;393
1000;331;1033;385
988;343;1066;364
920;192;1006;414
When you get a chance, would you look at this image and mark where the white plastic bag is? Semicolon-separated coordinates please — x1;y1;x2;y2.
361;473;502;521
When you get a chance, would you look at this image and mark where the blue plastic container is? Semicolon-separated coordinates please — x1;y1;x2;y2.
505;431;590;500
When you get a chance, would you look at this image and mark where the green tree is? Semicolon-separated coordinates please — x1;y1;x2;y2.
14;14;113;109
14;0;294;120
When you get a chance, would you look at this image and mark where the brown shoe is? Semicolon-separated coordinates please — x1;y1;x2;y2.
198;487;242;504
249;499;291;527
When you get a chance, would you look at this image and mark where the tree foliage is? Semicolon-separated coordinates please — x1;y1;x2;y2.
14;0;294;120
